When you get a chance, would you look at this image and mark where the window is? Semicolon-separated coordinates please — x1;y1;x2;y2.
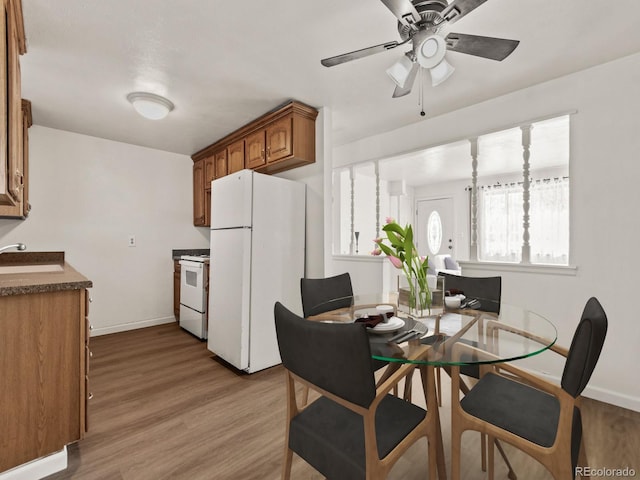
332;114;571;265
475;115;570;265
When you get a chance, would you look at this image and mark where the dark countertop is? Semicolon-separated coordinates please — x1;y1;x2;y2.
0;251;93;296
172;248;210;260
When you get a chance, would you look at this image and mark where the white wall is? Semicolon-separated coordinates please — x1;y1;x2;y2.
277;107;328;279
330;52;640;411
0;126;209;335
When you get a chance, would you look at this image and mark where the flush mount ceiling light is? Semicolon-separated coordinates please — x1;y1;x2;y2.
127;92;174;120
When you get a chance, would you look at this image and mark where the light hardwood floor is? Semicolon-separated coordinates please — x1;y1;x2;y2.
45;323;640;479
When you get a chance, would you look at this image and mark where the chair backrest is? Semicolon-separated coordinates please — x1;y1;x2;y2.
561;297;608;398
300;272;354;318
439;272;502;314
274;302;377;408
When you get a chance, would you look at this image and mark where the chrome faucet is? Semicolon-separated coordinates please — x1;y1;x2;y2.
0;243;26;254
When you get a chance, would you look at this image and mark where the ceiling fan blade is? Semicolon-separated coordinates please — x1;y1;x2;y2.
392;62;419;98
380;0;421;28
441;0;488;24
445;33;519;61
321;41;400;67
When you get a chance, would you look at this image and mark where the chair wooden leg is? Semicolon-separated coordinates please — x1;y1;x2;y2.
494;439;517;480
487;435;495;480
481;433;487;471
282;446;293;480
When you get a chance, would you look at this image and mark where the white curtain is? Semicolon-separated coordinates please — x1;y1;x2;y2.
477;179;569;265
529;178;569;265
478;184;523;262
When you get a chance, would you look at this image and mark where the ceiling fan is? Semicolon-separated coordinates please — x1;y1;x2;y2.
321;0;520;98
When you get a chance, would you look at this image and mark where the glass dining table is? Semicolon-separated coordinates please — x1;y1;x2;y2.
307;294;558;480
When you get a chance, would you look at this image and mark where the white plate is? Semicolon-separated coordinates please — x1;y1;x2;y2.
370;316;405;334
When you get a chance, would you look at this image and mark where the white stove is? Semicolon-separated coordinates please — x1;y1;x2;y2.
179;254;210;339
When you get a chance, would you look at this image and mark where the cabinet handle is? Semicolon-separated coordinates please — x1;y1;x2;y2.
261;149;265;159
90;350;93;358
267;147;270;159
89;324;93;331
89;296;93;303
88;393;94;400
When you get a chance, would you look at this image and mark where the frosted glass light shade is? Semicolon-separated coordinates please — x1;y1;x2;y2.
127;92;174;120
386;54;414;88
429;58;455;86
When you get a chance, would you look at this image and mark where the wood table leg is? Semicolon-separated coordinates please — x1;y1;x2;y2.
420;364;447;480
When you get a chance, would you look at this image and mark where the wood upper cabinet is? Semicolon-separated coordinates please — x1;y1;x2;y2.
227;139;244;174
245;130;265;169
0;0;26;213
214;148;228;178
266;114;293;163
193;159;206;226
190;101;317;225
204;155;215;188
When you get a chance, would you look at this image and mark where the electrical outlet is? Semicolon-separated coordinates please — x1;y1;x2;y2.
128;235;136;247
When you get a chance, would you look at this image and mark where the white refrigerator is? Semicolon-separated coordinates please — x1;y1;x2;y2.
207;169;306;373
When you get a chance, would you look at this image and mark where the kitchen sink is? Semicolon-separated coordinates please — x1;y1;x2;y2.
0;264;64;274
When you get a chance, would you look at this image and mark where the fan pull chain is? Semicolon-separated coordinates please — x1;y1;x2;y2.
419;67;425;117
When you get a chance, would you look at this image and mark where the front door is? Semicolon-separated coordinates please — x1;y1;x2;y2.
416;197;455;259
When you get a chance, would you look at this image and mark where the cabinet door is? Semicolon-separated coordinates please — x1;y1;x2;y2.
173;260;181;319
227;139;244;173
204;156;215;187
266;115;292;163
245;130;266;169
193;160;205;226
205;187;211;227
214;149;228;178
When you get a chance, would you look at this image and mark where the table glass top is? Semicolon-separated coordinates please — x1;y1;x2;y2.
307;295;557;366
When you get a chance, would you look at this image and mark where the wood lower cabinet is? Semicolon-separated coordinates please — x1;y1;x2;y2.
0;288;90;472
173;259;181;320
191;101;317;226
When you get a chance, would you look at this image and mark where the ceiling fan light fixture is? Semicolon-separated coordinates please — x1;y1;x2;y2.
127;92;174;120
386;54;414;88
429;58;455;86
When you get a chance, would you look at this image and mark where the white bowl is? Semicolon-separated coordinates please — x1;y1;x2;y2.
444;296;461;309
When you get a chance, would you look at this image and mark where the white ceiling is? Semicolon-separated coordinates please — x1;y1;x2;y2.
20;0;640;156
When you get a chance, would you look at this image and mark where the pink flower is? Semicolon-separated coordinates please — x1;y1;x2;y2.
388;255;403;269
385;217;395;224
371;248;382;256
373;237;382;244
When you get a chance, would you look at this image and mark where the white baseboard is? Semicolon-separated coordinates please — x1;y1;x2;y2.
91;316;176;337
0;447;67;480
532;370;640;413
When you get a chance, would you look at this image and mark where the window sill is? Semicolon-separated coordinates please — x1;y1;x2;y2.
332;254;384;263
458;260;577;276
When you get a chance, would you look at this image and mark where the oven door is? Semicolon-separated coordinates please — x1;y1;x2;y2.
179;260;206;313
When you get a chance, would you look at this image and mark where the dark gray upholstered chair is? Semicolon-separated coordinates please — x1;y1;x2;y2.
300;272;392;374
274;302;432;480
300;272;354;318
450;297;608;480
439;271;502;314
421;273;508;474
